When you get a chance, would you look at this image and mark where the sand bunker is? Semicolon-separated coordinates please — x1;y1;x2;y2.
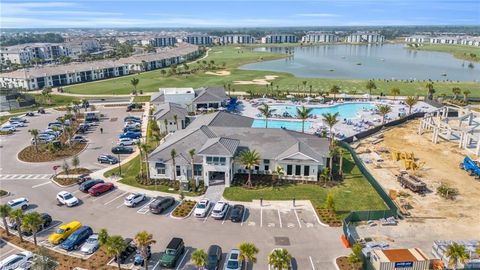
205;70;231;76
233;75;279;85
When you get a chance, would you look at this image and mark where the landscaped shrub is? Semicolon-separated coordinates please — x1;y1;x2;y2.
172;200;196;218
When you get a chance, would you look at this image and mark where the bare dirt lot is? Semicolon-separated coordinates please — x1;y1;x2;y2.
354;119;479;250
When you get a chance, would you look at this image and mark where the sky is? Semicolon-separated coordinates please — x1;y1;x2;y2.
0;0;479;28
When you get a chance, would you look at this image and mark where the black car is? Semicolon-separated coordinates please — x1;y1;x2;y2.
127;103;143;112
112;146;134;154
37;108;46;114
79;179;104;193
25;112;35;117
115;238;137;264
124;116;141;122
149;196;175;214
206;245;222;270
97;154;119;164
123;127;141;133
230;204;245;222
23;213;53;236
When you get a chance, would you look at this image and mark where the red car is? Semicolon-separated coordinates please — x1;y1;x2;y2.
88;183;114;196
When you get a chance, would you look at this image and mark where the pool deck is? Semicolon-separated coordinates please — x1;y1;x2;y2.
240;98;437;138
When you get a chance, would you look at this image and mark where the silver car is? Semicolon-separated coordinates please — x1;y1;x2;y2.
80;234;99;254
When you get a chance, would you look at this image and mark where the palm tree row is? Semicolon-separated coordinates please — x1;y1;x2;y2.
0;204;45;246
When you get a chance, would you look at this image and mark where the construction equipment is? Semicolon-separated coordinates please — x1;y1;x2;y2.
459;156;480;179
397;172;427;194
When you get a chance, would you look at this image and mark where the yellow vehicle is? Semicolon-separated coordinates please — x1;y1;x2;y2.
48;221;82;245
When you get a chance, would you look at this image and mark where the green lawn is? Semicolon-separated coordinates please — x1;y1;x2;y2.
64;45;480;97
132;95;151;103
223;151;388;215
408;44;480;62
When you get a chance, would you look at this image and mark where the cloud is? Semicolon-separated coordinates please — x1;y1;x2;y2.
295;13;339;17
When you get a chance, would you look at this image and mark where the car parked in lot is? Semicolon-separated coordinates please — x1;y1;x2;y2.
97;154;119;164
8;121;26;128
79;179;104;193
77;174;92;184
124;193;146;207
211;201;229;220
0;251;33;270
56;191;79;207
124;116;141;122
159;238;185;268
7;198;29;210
48;220;82;245
127;103;143;112
61;226;93;251
80;234;100;254
124;121;141;128
9;117;27;123
134;246;151;266
119;131;141;140
0;125;16;132
22;213;52;236
69;135;87;143
149;196;175;214
25;112;34;117
224;249;242;270
112;146;134;154
37;108;46;114
88;182;114;196
114;238;137;264
194;199;211;218
123;127;141;133
206;245;222;270
230;204;245;223
118;138;136;146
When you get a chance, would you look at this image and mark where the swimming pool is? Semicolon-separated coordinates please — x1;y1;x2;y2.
252;119;311;131
271;102;375;119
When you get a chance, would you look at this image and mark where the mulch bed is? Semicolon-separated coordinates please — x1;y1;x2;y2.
0;229;116;270
315;207;342;227
336;256;361;270
172;200;196;218
18;142;87;162
53;168;92;186
0;190;8;197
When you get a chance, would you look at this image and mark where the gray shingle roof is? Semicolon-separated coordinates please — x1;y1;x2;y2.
153;102;188;121
198;137;240;156
192;87;228;104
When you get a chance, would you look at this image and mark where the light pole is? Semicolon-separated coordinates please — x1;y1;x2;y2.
117;153;121;176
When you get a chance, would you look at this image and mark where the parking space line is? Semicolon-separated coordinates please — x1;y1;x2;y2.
152;257;162;270
203;207;213;223
93;190;118;202
116;202;125;209
32;181;51;188
137;198;155;214
104;192;127;205
222;209;229;224
293;208;302;228
0;249;16;259
277;209;283;228
309;256;315;270
241;208;246;226
176;249;190;270
260;207;263;227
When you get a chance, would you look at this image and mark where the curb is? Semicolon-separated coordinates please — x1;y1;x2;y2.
170;200;197;220
51;178;78;188
2;238;28;252
0;191;11;198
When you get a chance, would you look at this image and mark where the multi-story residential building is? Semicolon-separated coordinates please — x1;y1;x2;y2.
301;32;338;43
0;46;33;65
63;38;102;58
261;34;298;44
0;43;199;90
184;35;213;45
148;111;329;187
404;35;431;43
220;35;255;44
146;36;177;47
346;32;385;43
404;35;480;46
150;87;228;112
0;43;68;65
152;102;189;133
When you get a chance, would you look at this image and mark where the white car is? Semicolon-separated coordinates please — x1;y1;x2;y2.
80;234;100;254
7;198;29;210
56;191;79;207
8;117;27;123
118;137;135;146
211;201;229;220
124;121;141;128
194;199;211;218
0;251;33;270
8;121;26;128
124;193;146;207
0;125;16;132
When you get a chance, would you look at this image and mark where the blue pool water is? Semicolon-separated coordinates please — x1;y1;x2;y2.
271;103;375;119
252;119;311;131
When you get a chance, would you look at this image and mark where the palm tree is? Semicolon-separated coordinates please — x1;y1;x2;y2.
268;248;292;270
302;80;307;95
426;83;435;100
141;143;150;180
239;242;259;270
134;231;156;270
0;204;12;236
366;80;377;98
171;149;177;182
136;141;145;177
105;235;127;270
272;166;285;185
390;87;400;100
463;90;471;102
452;87;461;99
296;106;313;133
32;246;56;270
347;244;363;270
239;150;261;188
9;209;24;242
377;104;392;124
98;228;109;246
29;129;40;152
189;149;196;182
191;249;208;269
131;78;139;95
322;112;339;147
330;85;340;100
329;146;339;179
21;212;44;246
405;96;418;114
173;115;179;130
258;103;276;128
446;242;470;270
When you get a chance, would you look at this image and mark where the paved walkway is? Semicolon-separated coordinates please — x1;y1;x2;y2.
203;184;225;202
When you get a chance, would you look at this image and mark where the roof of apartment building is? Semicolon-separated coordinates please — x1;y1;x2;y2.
192;87;228;104
0;43;198;79
153;102;188;121
372;248;430;263
149;111;329;165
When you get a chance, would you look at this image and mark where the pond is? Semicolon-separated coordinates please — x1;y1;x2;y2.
240;44;479;81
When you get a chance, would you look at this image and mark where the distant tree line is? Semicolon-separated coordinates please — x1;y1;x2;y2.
0;33;64;46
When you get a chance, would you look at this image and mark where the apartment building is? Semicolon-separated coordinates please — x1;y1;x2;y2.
346;32;385;43
146;36;177;47
184;35;213;45
301;32;338;43
404;35;431;43
405;35;480;46
261;34;298;44
220;35;255;44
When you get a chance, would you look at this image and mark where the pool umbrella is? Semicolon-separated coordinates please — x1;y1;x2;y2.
304;97;314;102
315;96;325;100
286;94;294;99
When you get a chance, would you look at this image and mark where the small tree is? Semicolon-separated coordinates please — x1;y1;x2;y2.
32;246;57;270
426;83;435;100
296;106;313;133
239;150;261;188
325;192;335;211
452;87;461;99
463;90;471;102
22;211;44;246
405;96;418;114
330;85;341;100
376;104;392;124
0;204;12;236
390;87;400;100
348;244;363;270
258;103;276;128
446;242;470;270
366;80;376;98
268;248;292;270
9;209;25;242
134;231;156;270
98;228;109;246
62;160;70;176
29;129;40;152
71;155;80;170
171;149;177;182
131;78;139;95
105;235;127;270
191;249;208;269
322;112;339;147
238;242;259;270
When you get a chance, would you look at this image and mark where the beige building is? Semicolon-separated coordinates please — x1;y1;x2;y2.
370;248;430;270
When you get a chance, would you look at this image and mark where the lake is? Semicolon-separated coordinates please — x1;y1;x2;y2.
240;44;479;81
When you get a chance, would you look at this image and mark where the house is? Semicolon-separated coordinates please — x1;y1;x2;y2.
148;111;330;187
261;34;298;44
369;248;431;270
150;87;228;112
192;87;228;110
153;102;189;133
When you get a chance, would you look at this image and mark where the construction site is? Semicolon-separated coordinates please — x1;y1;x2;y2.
352;112;480;254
